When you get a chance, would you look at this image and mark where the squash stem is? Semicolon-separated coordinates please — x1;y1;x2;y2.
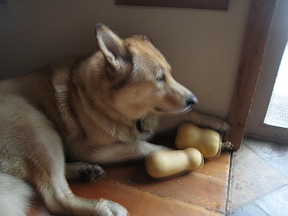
221;141;234;150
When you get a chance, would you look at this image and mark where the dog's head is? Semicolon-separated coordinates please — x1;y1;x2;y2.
95;24;198;119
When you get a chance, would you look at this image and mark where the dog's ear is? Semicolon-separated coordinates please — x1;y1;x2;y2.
95;24;127;70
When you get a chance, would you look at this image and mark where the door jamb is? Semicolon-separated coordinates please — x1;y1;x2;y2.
224;0;277;149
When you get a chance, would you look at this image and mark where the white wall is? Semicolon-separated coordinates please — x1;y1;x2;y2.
0;0;250;118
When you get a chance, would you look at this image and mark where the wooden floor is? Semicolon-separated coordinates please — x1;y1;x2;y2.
28;135;231;216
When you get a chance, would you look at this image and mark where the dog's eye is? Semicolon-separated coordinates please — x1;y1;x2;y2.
156;74;166;83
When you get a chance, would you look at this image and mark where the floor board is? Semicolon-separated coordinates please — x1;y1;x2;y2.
28;135;231;216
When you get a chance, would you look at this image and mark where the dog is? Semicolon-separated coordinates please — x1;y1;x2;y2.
0;24;229;216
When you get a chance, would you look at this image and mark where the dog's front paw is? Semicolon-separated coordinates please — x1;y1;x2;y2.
66;162;106;182
201;117;231;134
95;199;129;216
78;163;106;182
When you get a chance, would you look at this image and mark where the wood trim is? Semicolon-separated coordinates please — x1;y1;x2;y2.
224;0;277;150
115;0;229;10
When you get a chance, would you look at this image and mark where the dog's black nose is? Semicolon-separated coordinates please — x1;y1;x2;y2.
186;94;198;107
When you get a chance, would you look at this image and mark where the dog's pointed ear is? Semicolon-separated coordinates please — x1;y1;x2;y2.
95;24;126;70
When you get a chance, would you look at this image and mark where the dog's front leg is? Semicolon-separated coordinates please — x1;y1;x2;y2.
78;141;170;165
155;110;230;134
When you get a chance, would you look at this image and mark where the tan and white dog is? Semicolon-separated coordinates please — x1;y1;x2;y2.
0;24;229;216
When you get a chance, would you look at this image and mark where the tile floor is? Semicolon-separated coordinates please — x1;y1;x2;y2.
227;138;288;216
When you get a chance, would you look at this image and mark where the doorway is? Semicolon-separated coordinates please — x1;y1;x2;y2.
264;43;288;129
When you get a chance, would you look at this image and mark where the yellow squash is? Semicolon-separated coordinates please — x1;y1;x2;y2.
175;122;228;159
145;148;204;180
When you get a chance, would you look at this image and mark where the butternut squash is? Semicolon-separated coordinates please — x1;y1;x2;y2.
145;148;204;180
175;122;232;159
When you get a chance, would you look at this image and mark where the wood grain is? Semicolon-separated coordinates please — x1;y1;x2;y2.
224;0;277;149
28;136;231;216
115;0;229;10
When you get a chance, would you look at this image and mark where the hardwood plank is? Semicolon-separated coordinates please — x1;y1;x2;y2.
103;153;230;213
27;133;230;216
28;181;223;216
196;152;231;180
28;152;230;215
71;181;224;216
28;180;225;216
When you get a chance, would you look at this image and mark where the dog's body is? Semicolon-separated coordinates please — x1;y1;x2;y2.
0;24;229;216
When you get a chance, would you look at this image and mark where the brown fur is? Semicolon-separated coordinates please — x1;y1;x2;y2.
0;24;229;215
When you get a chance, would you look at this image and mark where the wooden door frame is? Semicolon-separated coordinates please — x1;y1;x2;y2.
224;0;278;149
115;0;230;10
